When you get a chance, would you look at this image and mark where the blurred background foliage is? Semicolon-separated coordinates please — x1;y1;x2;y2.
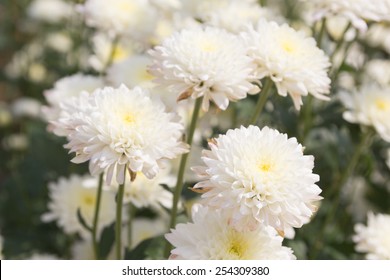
0;0;389;260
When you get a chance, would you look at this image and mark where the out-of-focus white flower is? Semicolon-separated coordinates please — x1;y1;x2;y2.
0;103;12;127
345;43;366;70
27;0;74;23
166;204;295;260
241;20;331;110
340;85;390;142
342;177;372;222
197;1;278;33
132;218;166;249
43;73;104;125
71;238;116;260
150;0;181;10
80;0;157;39
193;126;322;233
55;85;188;184
11;97;42;119
28;63;47;83
106;55;154;88
41;174;117;238
353;212;390;259
149;26;257;111
364;59;390;87
27;253;59;260
46;32;73;53
325;16;356;41
88;33;138;71
310;0;390;33
2;134;28;151
109;164;175;211
365;23;390;54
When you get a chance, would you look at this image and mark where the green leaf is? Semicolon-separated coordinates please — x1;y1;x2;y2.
98;222;115;260
76;208;92;233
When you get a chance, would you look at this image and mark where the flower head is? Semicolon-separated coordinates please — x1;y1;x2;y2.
241;20;331;110
166;204;295;260
149;26;257;111
340;85;390;142
55;85;188;184
193;126;322;233
43;73;104;125
41;174;116;238
353;212;390;259
80;0;157;38
311;0;390;32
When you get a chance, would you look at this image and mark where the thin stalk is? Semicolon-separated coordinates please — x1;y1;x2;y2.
260;0;267;6
316;18;327;48
127;203;135;251
248;78;273;125
92;173;104;259
115;173;126;260
311;130;374;259
329;22;352;63
102;35;120;74
164;97;203;258
300;95;313;143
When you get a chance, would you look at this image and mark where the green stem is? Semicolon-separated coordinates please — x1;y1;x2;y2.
329;22;351;63
115;174;126;260
92;173;104;260
260;0;267;6
300;95;313;143
316;18;326;48
164;97;203;258
248;78;273;125
127;203;135;251
310;129;374;259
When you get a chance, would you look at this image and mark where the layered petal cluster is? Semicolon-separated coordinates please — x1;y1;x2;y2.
340;85;390;142
43;73;104;125
241;20;331;110
166;205;295;260
55;85;188;184
193;126;322;233
149;26;257;111
80;0;157;38
353;212;390;259
311;0;390;32
41;174;116;238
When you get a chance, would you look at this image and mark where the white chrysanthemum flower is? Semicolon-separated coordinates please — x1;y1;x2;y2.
88;33;137;72
80;0;157;38
56;85;188;184
340;85;390;142
213;5;280;33
311;0;390;32
193;126;322;233
41;174;116;238
27;0;74;23
364;59;390;87
353;212;390;259
241;20;331;110
166;204;295;260
46;32;73;53
106;55;154;88
132;218;166;249
43;73;104;125
149;26;257;111
365;23;390;55
109;164;175;210
11;97;42;119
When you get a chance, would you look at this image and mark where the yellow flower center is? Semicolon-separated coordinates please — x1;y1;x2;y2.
112;46;129;62
137;69;154;82
123;113;135;124
199;40;217;52
82;194;95;206
375;99;390;111
281;39;297;54
226;232;248;259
